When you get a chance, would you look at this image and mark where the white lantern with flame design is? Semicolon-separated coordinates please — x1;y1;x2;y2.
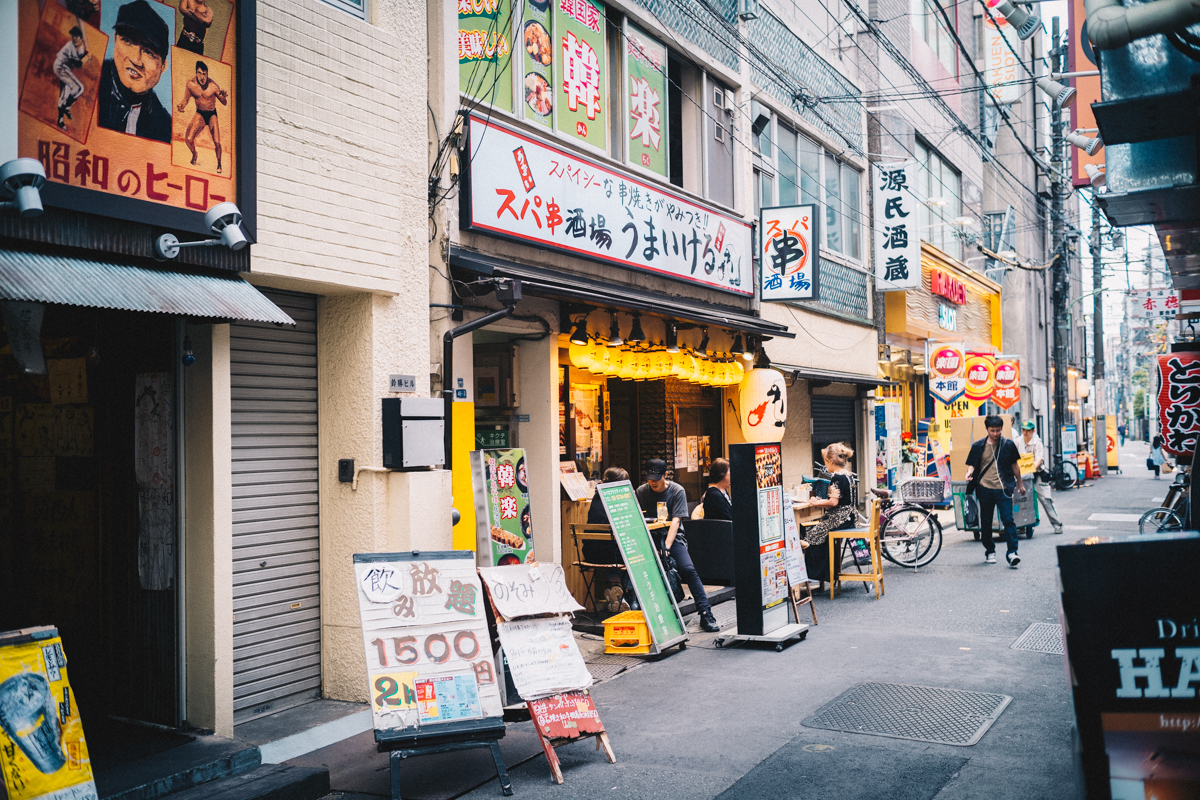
738;368;787;442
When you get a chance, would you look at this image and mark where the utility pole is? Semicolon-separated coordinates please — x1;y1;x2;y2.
1092;199;1106;473
1050;17;1070;465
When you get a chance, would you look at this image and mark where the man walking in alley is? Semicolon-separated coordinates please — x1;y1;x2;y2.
636;458;720;632
965;416;1027;567
1013;420;1063;534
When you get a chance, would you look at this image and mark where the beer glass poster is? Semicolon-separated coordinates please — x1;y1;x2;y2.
0;632;97;800
471;448;536;566
17;0;238;217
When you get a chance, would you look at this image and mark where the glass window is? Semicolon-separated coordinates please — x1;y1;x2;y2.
916;0;956;75
798;136;820;207
761;173;775;212
777;126;798;206
825;153;842;254
322;0;366;18
843;164;861;260
916;139;962;258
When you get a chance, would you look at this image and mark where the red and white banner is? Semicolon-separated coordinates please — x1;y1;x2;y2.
926;341;966;405
964;352;996;403
1157;352;1200;456
992;357;1020;409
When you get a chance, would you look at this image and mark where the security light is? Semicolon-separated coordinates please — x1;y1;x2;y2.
1066;131;1103;155
988;0;1041;40
154;202;249;260
1036;77;1076;110
0;159;46;218
1084;163;1106;190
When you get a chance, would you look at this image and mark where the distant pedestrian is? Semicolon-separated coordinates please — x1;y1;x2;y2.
1118;423;1126;446
1149;436;1166;479
1013;421;1063;534
965;416;1027;568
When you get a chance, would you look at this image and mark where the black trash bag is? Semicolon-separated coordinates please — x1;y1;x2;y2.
964;494;980;529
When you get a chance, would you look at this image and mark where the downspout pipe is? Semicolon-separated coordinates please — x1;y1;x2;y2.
442;285;520;468
1086;0;1200;50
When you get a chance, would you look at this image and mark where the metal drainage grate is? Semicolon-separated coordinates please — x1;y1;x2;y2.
802;682;1012;746
586;654;640;682
1011;623;1064;655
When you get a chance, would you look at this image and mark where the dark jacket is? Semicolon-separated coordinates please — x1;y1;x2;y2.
701;486;732;521
965;436;1021;493
97;59;172;143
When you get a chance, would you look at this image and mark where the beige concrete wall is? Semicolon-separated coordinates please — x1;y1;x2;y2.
761;303;879;377
184;323;234;737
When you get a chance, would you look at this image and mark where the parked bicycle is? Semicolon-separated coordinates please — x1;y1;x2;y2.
1139;467;1190;534
811;464;943;568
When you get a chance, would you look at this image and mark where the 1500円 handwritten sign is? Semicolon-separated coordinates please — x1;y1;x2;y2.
465;114;752;296
354;552;503;732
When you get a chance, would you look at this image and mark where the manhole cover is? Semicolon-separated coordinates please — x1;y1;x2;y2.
586;653;640;682
1011;623;1064;655
802;682;1011;746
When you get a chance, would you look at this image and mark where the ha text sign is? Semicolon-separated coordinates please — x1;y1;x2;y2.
873;163;920;291
759;204;819;301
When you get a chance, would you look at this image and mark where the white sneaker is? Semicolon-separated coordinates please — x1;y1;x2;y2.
1007;553;1021;568
985;553;997;564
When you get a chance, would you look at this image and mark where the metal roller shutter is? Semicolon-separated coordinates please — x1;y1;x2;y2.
231;289;320;724
811;396;858;449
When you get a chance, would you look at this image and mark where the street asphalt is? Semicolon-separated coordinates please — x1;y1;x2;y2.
314;439;1165;800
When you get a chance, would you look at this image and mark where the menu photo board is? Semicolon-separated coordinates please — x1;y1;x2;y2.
471;448;536;566
354;552;504;735
0;627;97;800
594;481;688;653
730;442;791;636
15;0;250;233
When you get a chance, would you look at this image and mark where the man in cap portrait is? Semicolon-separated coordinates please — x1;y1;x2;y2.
97;0;172;142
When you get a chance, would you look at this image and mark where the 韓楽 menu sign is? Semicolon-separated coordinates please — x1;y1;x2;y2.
471;448;536;566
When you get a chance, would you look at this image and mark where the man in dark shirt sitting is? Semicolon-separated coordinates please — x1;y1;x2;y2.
635;458;719;632
701;458;733;520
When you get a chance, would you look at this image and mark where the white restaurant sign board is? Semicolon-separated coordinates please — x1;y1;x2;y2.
496;616;594;700
872;163;921;291
465;114;753;296
759;204;819;301
354;552;504;732
1130;288;1179;319
983;16;1021;105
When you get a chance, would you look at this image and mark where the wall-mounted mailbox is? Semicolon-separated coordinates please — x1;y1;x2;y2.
382;397;445;469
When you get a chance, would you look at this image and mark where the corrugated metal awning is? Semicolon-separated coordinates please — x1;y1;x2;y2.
0;249;294;324
772;361;896;387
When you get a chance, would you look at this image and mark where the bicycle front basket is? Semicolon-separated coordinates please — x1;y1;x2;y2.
896;477;946;504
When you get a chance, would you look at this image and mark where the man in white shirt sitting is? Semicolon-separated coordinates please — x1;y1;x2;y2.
1013;420;1063;534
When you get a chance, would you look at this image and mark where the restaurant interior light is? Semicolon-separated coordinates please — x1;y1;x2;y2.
607;312;623;347
568;318;590;345
627;313;646;343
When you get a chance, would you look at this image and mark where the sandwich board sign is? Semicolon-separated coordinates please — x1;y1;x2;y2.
595;481;688;655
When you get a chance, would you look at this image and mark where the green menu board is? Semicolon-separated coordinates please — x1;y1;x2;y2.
624;23;668;177
460;0;514;111
596;481;687;649
555;0;606;151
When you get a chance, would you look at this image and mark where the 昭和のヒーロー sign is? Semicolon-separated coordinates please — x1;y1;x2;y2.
465;114;752;295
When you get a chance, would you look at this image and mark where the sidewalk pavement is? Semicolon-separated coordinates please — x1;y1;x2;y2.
307;449;1172;799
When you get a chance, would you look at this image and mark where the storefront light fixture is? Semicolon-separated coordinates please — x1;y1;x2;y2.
1066;130;1103;156
698;327;710;356
743;335;757;362
0;159;46;218
568;318;590;345
730;333;746;360
1084;163;1106;191
1036;77;1076;110
627;313;646;343
607;312;623;347
987;0;1041;40
154;202;249;260
666;323;680;353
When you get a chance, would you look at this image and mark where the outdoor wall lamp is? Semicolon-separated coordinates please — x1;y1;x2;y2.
988;0;1042;39
1036;77;1077;110
606;311;623;347
568;317;590;345
1066;131;1103;156
154;202;248;259
0;159;46;218
665;323;680;353
1084;164;1106;191
627;313;646;343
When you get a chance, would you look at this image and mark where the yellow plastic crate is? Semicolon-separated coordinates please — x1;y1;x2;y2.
603;610;652;655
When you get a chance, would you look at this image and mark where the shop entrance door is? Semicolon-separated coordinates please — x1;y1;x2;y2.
811;396;859;475
230;290;321;724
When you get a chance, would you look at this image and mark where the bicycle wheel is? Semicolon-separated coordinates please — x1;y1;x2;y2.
880;505;943;568
1139;507;1185;534
1052;461;1078;491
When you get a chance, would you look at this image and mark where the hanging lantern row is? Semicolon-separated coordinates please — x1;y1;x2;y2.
566;313;751;387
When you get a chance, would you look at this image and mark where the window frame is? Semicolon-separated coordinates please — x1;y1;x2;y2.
321;0;367;19
914;139;963;259
912;0;957;75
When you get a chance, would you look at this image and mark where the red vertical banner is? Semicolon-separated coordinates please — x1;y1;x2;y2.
964;352;996;403
992;358;1020;409
1158;353;1200;456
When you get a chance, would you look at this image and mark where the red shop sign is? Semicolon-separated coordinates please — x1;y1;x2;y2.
1157;352;1200;456
931;269;967;305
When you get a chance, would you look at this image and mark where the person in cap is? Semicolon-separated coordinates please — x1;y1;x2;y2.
635;458;719;632
97;0;172;142
965;415;1026;567
1013;420;1063;534
53;27;92;131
